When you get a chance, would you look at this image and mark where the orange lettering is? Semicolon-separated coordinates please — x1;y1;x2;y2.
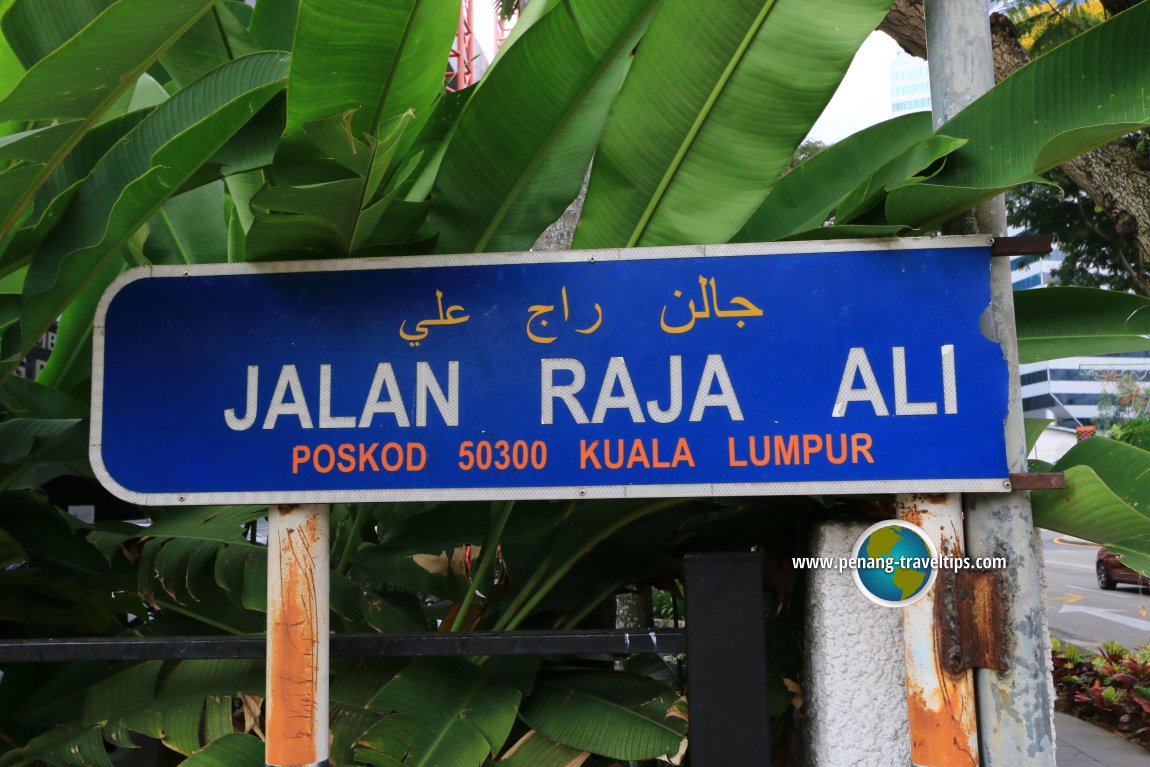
292;445;310;474
802;434;823;464
313;444;335;473
728;437;747;467
774;435;799;465
653;439;671;468
580;440;601;469
604;439;624;469
381;443;404;471
852;433;874;464
407;442;426;471
749;436;771;467
337;443;356;473
673;437;694;467
359;442;379;471
627;440;650;469
826;434;848;465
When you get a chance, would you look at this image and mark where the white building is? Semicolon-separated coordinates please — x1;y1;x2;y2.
1013;253;1150;428
889;51;931;114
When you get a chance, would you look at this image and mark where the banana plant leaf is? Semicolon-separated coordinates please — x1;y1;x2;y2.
428;0;657;254
518;671;688;762
248;0;298;51
357;657;522;767
733;111;937;242
883;1;1150;228
1031;437;1150;577
285;0;457;150
0;0;21;105
180;733;264;766
0;51;290;380
1014;287;1150;364
0;109;152;276
0;0;217;248
499;730;590;766
160;2;260;89
572;0;894;249
0;0;112;69
0;724;113;767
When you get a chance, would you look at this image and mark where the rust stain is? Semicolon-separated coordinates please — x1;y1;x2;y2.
906;686;980;766
267;513;321;766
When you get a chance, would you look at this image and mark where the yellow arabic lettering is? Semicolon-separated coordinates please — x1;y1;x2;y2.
399;289;470;346
660;276;763;333
526;304;558;344
526;286;603;343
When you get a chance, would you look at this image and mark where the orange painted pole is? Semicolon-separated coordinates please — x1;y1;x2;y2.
897;494;980;767
266;503;330;767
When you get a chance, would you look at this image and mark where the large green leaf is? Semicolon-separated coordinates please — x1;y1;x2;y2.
0;724;113;767
144;182;229;265
160;2;260;89
285;0;456;145
518;672;688;761
33;250;124;398
155;660;258;754
499;730;589;766
1032;438;1150;575
0;52;290;379
0;0;24;108
884;2;1150;228
0;0;217;246
732;112;935;243
0;0;111;69
180;733;264;766
429;0;656;254
248;0;299;51
247;0;457;260
1014;287;1150;364
358;658;522;766
572;0;893;249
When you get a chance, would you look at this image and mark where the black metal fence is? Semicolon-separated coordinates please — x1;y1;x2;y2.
0;552;772;765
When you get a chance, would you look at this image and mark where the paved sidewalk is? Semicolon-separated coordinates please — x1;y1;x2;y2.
1056;711;1150;765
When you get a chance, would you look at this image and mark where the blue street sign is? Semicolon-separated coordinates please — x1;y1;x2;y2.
91;237;1011;504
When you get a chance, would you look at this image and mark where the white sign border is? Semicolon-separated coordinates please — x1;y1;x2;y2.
90;235;1006;506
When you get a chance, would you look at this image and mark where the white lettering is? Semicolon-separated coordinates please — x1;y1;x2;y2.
832;348;889;418
358;363;409;428
541;359;589;424
263;365;313;429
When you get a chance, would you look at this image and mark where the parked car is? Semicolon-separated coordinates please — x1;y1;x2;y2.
1097;547;1150;590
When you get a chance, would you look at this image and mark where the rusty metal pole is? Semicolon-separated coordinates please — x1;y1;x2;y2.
896;495;979;767
266;503;330;767
924;1;1056;764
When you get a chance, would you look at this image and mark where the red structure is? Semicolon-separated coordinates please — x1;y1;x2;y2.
495;7;517;51
447;0;475;92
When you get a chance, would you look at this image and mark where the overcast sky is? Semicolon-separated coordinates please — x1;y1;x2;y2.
806;31;905;144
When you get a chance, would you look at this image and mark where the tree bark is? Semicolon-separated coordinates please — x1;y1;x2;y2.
879;0;1150;281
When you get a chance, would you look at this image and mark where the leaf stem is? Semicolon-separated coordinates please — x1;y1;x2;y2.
503;498;683;632
335;503;370;575
153;597;246;635
449;500;514;632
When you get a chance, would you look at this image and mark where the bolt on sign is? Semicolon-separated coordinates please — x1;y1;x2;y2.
90;236;1011;505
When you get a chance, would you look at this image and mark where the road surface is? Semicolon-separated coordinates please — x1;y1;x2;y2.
1042;528;1150;651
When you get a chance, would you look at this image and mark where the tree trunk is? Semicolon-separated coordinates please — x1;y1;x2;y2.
879;0;1150;281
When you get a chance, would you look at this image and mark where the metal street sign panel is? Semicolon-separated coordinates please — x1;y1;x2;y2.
91;236;1011;504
